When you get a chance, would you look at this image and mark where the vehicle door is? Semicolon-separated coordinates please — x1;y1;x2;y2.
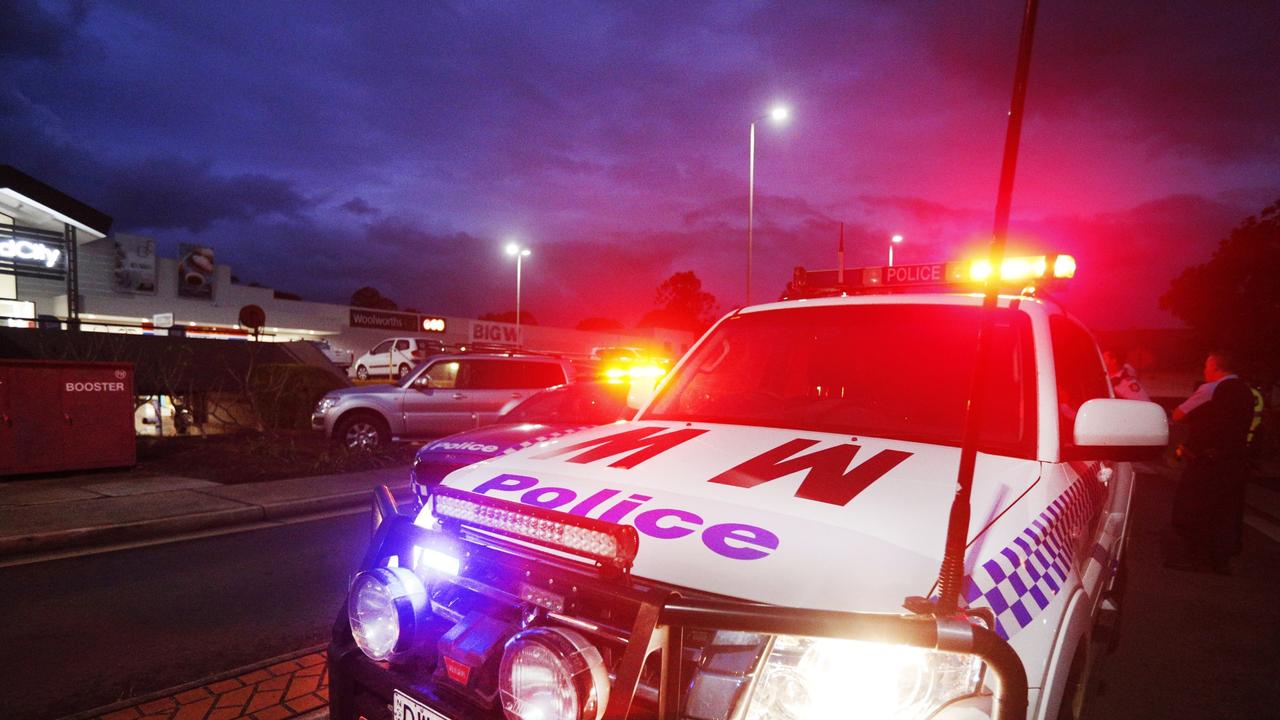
362;340;394;377
468;360;568;425
1049;316;1119;599
402;359;470;437
390;338;413;377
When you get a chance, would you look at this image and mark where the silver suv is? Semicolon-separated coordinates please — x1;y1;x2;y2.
313;353;574;449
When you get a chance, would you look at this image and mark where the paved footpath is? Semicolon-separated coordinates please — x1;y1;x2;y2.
96;651;329;720
0;466;409;562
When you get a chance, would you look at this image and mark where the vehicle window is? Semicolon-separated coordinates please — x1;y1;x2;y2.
503;384;630;424
1049;316;1110;446
371;340;393;354
503;386;572;422
467;360;567;389
414;338;443;351
644;304;1037;457
461;360;505;389
417;360;459;389
517;361;569;388
394;339;410;351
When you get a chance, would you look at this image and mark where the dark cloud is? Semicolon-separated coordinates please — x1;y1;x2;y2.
1013;193;1246;328
99;158;313;233
0;0;87;61
0;1;1274;332
340;197;379;216
922;1;1280;160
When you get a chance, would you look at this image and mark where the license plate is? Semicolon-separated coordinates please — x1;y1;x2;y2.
393;690;453;720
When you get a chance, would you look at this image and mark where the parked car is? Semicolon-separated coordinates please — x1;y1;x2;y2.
350;337;446;380
315;353;575;449
408;380;632;504
309;339;354;369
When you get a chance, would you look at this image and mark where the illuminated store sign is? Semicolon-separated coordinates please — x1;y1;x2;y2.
349;308;420;332
0;238;62;268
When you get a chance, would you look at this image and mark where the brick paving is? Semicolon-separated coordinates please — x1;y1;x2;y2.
96;651;328;720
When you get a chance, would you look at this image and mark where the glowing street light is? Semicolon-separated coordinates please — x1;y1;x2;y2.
747;103;790;305
505;241;531;346
889;234;904;267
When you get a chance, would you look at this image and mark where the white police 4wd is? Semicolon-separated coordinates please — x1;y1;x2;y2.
330;256;1167;720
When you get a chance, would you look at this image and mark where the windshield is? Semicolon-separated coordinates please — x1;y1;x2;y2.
644;303;1036;456
503;383;631;425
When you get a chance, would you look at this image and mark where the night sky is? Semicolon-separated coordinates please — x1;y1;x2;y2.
4;1;1277;329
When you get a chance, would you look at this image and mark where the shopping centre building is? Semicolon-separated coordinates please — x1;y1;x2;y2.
0;164;693;365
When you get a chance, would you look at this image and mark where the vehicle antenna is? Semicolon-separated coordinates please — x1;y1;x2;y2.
837;222;845;285
933;0;1041;615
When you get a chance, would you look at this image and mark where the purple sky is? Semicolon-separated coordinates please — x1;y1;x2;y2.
4;1;1277;329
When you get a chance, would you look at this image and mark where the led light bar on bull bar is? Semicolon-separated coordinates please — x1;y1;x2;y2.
432;486;640;573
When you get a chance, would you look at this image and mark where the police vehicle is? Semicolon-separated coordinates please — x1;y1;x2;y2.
329;255;1168;720
410;380;633;506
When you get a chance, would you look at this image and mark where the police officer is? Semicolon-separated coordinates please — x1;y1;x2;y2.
1167;351;1256;574
1103;348;1151;401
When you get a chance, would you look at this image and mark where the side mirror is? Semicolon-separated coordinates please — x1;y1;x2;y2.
1069;398;1169;461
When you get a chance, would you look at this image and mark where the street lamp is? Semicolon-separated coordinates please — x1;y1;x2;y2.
889;234;904;267
747;104;790;305
505;241;531;346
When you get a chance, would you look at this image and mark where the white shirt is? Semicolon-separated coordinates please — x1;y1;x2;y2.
1175;374;1239;416
1110;363;1151;401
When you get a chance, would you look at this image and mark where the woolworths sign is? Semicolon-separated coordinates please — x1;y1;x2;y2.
349;308;419;332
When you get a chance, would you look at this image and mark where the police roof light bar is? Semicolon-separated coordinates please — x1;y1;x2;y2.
431;486;640;574
783;253;1074;299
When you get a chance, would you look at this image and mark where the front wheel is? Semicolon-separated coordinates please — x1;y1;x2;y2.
1056;641;1092;720
355;365;369;381
334;413;388;451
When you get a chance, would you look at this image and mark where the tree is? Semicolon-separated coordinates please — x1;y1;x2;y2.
576;317;625;332
350;286;398;310
1161;198;1280;383
637;271;719;333
480;310;538;325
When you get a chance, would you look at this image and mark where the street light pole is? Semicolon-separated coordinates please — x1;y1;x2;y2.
890;234;904;266
746;104;789;307
505;242;531;347
747;120;756;306
515;252;523;343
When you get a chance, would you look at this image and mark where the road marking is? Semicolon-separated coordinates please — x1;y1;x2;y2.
0;506;370;569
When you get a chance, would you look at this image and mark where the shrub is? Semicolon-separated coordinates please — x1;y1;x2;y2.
249;364;347;431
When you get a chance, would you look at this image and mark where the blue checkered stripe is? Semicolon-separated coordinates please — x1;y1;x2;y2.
961;475;1105;640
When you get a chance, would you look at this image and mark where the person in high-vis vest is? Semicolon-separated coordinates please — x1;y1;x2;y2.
1168;351;1255;574
1247;385;1265;447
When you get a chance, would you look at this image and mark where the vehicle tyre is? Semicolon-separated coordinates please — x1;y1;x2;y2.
355;365;369;381
397;363;412;379
335;412;389;451
1056;640;1092;720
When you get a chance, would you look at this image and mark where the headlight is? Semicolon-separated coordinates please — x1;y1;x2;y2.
498;627;610;720
744;635;983;720
315;397;337;413
347;567;428;661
